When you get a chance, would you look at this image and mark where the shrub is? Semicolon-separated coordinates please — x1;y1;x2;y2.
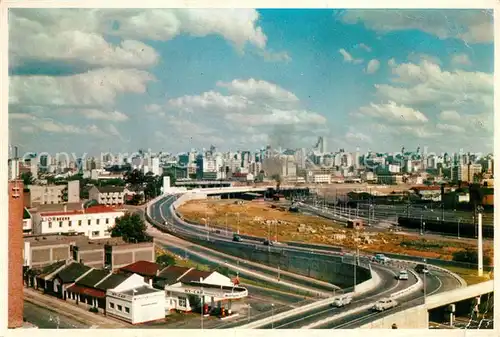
89;307;99;313
452;249;492;265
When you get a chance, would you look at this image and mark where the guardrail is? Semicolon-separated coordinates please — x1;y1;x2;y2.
236;264;381;329
389;268;422;299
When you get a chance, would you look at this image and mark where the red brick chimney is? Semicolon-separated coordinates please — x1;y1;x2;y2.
8;180;24;328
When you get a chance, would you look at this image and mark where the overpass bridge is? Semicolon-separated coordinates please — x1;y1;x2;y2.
358;280;494;329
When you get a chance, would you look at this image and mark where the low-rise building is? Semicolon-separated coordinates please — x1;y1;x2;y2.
28;185;66;206
106;274;165;324
119;261;161;286
88;186;125;206
32;205;125;239
312;174;331;184
23;208;32;235
105;241;156;270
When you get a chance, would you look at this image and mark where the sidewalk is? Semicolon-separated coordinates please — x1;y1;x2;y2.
24;288;128;328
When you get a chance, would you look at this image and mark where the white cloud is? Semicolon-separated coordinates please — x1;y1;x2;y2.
341;9;493;44
407;52;441;65
374;59;493;110
355;43;372;52
438;110;461;121
339;49;363;64
451;53;472;67
365;59;380;74
10;68;156;106
144;104;163;113
225;108;326;126
345;131;371;142
354;101;429;123
80;109;129;122
168;91;250;112
258;50;292;63
436;123;466;133
10;9;269;68
388;58;397;68
217;78;299;103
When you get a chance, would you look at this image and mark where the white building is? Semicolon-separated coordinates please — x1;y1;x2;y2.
151;157;161;176
67;180;80;203
28;185;66;206
312;174;331;184
32;205;125;239
106;274;165;325
88;186;125;205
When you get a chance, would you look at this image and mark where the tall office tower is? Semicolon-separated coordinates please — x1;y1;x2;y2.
8;180;24;328
315;136;327;154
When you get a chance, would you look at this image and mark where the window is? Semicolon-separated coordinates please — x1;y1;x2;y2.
109;302;115;309
179;297;187;307
92;231;100;237
48;222;52;229
59;221;63;228
105;218;109;224
68;221;72;227
117;305;122;311
78;220;82;226
125;307;130;314
96;219;100;225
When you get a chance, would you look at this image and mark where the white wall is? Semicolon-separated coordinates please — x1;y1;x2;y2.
112;274;145;292
131;292;165;324
37;210;125;239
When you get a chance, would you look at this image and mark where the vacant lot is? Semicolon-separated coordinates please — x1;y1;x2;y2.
178;199;493;262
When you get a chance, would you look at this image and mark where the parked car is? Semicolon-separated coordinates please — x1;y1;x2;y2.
233;234;242;242
263;239;274;246
331;295;353;308
372;298;398;311
373;253;390;264
415;264;429;274
398;270;409;280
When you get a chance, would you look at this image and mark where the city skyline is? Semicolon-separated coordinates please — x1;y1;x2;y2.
8;9;494;155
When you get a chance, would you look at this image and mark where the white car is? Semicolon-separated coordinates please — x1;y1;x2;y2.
373;298;398;312
398;270;409;280
331;295;353;307
373;254;391;264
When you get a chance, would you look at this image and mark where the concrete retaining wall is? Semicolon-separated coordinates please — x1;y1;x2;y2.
359;304;429;329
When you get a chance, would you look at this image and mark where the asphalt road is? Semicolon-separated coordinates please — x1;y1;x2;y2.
149;194;462;329
23;301;89;329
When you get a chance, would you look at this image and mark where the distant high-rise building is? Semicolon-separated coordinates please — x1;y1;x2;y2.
452;163;482;183
152;157;161;176
315;136;326;154
67;180;80;203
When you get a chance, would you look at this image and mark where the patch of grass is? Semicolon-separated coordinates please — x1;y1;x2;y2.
443;266;494;285
400;239;445;250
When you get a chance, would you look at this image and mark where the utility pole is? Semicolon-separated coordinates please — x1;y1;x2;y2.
225;213;228;236
478;210;484;277
237;212;240;234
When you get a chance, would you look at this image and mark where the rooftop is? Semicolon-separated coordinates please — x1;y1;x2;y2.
95;186;125;193
179;269;213;283
156;265;192;285
67;284;106;298
120;261;161;277
56;262;91;283
95;273;128;291
120;286;161;296
39;205;124;217
32;202;85;213
76;269;110;288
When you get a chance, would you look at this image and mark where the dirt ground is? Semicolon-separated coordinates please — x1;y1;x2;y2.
177;199;493;262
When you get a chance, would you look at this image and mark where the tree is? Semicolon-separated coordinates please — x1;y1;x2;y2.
126;194;143;205
21;172;34;186
215;266;231;277
452;249;491;266
110;213;149;243
156;254;175;267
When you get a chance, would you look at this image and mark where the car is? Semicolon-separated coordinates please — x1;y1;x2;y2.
398;270;409;280
331;295;353;308
263;239;274;246
372;298;398;312
233;234;242;242
415;264;429;274
373;253;390;264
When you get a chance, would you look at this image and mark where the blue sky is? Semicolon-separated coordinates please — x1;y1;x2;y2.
8;9;494;156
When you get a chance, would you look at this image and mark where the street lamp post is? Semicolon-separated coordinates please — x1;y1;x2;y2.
420;215;423;235
457;218;462;239
247;304;252;323
271;303;275;329
423;258;427;303
237;212;240;234
225;213;228;237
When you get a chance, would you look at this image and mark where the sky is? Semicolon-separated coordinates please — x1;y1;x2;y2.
8;8;494;156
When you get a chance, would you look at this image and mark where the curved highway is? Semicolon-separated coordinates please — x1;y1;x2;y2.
148;193;462;328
